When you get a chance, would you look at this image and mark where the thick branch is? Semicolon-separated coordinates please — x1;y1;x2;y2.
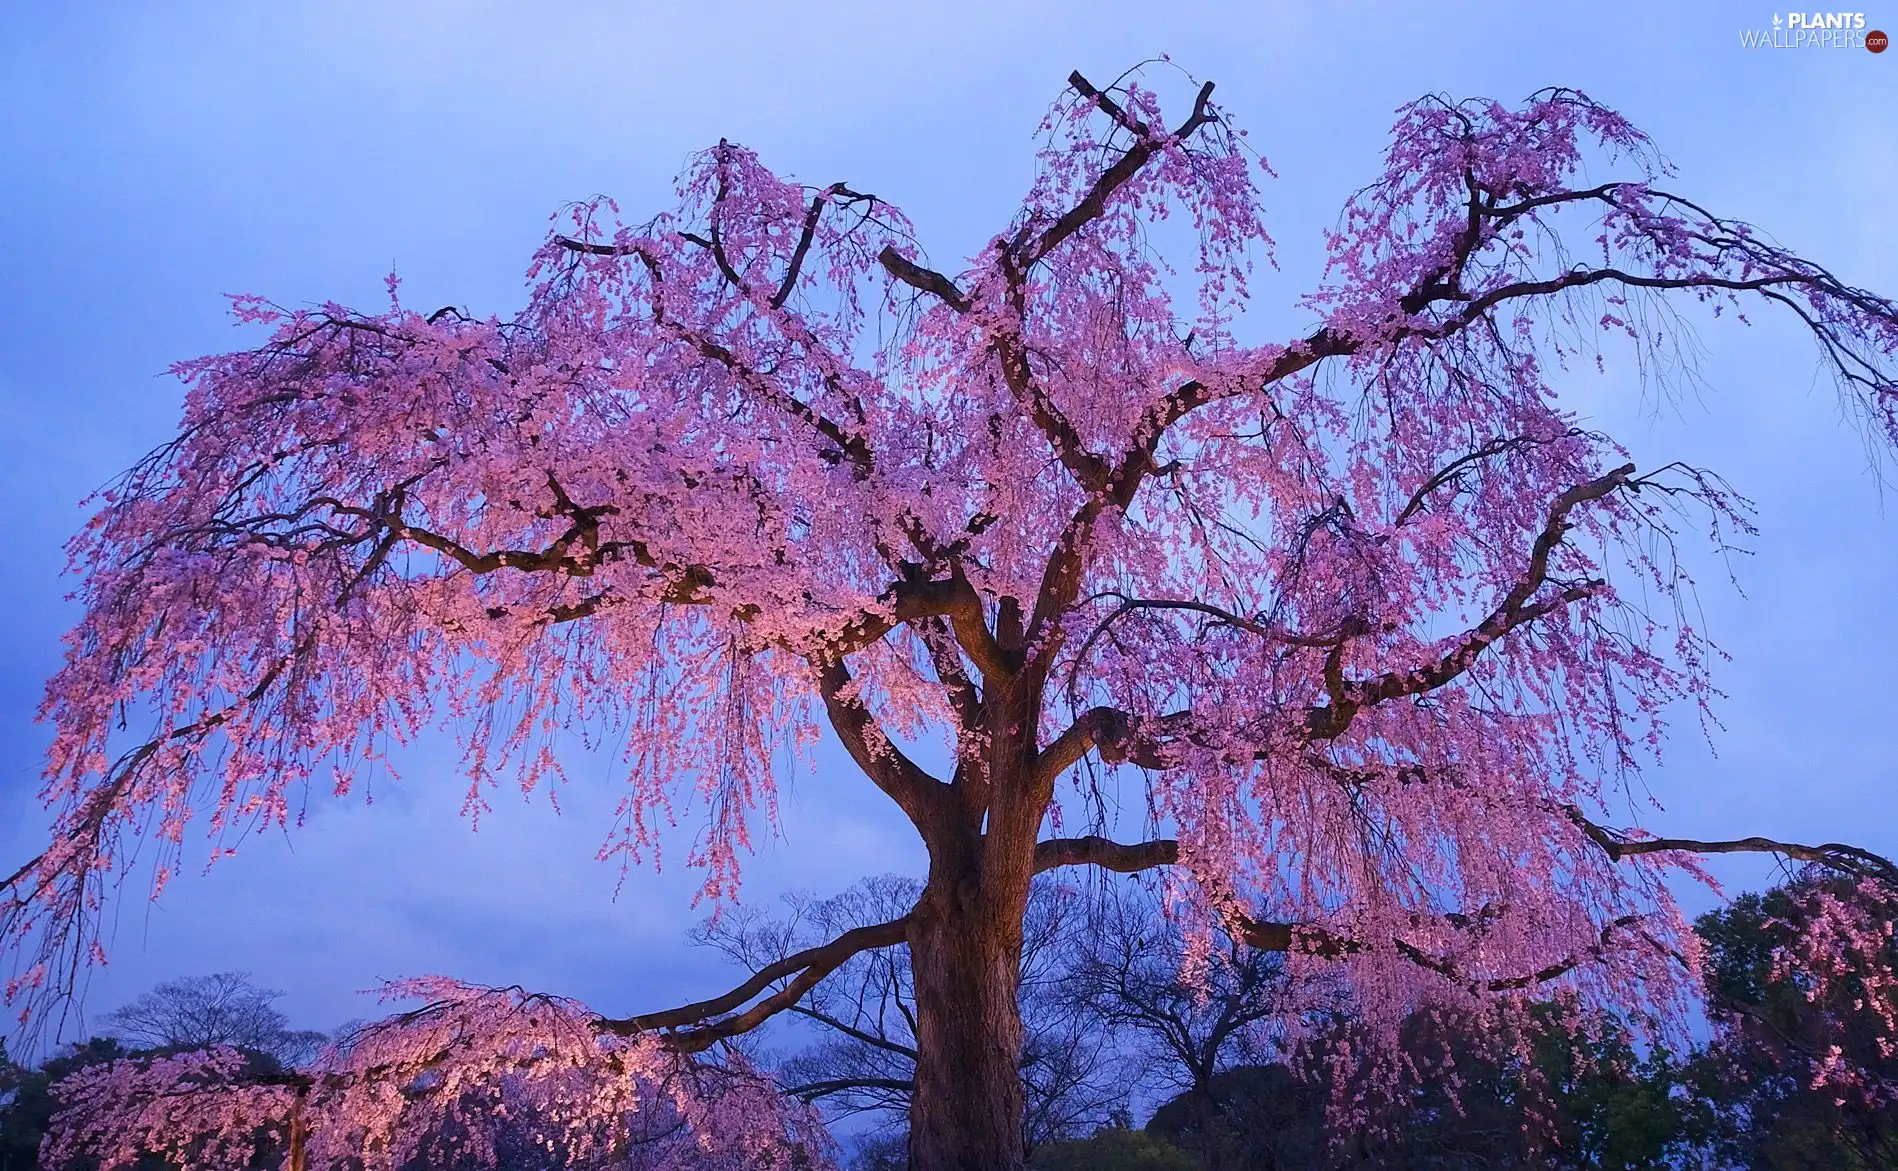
877;248;970;313
1032;835;1179;874
1016;823;1674;997
1565;806;1898;884
1234;909;1654;994
1037;705;1188;776
1026;73;1218;265
1028;835;1638;993
601;915;910;1051
774;183;850;309
1390;914;1648;992
813;654;948;830
825;575;999;663
1308;463;1631;738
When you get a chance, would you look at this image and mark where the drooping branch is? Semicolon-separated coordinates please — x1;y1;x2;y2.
1478;915;1653;992
1030;819;1896;1000
1227;910;1667;997
1026;834;1635;991
1;626;326;1031
1389;914;1650;993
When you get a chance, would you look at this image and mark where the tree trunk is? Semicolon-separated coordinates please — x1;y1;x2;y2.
1190;1084;1228;1171
906;871;1029;1171
287;1085;308;1171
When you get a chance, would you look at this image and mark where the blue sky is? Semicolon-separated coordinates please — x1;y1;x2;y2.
1;1;1894;1051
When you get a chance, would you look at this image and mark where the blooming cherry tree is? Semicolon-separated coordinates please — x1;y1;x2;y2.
7;69;1898;1169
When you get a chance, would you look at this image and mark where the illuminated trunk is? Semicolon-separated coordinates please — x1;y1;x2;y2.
905;861;1029;1171
287;1087;308;1171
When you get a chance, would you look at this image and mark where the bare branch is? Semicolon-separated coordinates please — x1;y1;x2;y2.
877;248;970;313
1564;805;1898;884
788;1004;919;1060
783;1076;916;1102
1032;836;1179;875
601;915;911;1051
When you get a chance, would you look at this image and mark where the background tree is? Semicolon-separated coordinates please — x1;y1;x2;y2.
1339;1005;1710;1169
101;972;328;1069
1693;875;1898;1169
1028;1123;1197;1171
1132;1004;1710;1169
1063;880;1300;1170
7;66;1898;1170
2;974;330;1170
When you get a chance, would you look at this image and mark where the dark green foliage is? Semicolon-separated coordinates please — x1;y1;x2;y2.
1526;1013;1713;1170
1;1037;131;1171
1028;1124;1197;1171
1144;1064;1324;1170
1141;1010;1711;1170
1693;882;1898;1169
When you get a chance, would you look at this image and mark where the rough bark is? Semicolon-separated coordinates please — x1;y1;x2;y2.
906;852;1032;1171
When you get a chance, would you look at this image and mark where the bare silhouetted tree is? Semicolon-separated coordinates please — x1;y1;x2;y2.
101;971;328;1067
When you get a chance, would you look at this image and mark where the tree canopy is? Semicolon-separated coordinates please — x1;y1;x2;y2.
5;65;1898;1170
